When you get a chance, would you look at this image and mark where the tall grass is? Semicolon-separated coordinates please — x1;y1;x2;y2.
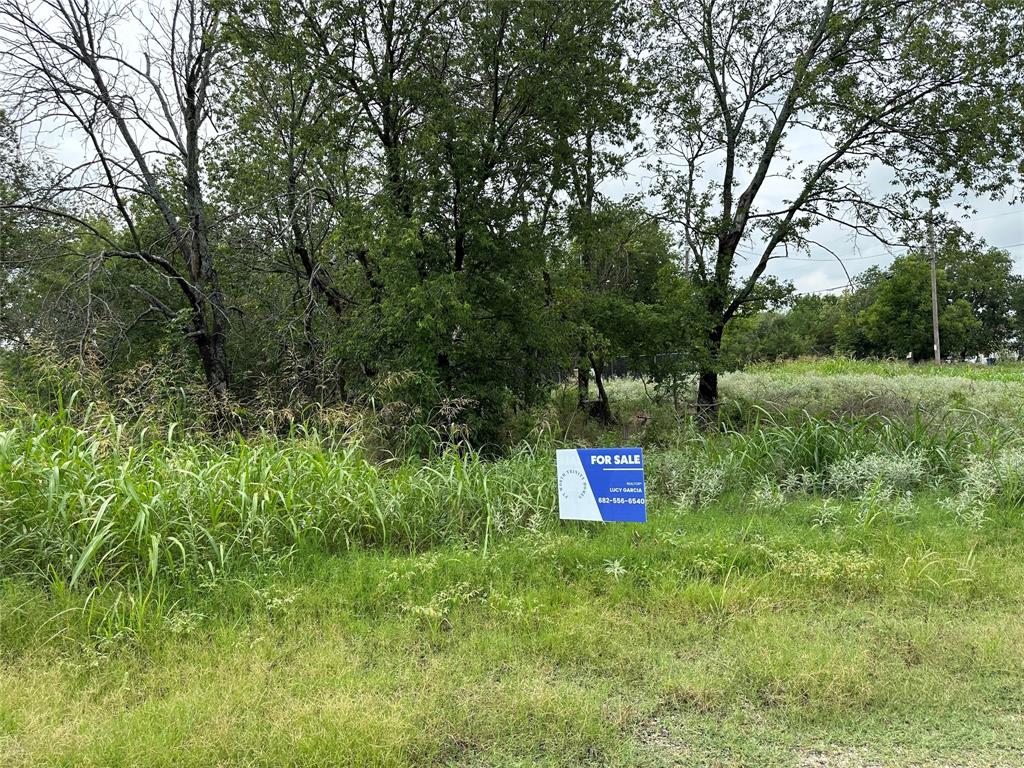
721;365;1024;423
723;408;1005;479
746;357;1024;381
646;406;1024;513
0;411;554;598
3;390;1018;598
6;359;1024;638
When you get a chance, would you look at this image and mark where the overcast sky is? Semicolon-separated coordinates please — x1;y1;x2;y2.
29;0;1022;296
43;112;1022;296
605;134;1024;295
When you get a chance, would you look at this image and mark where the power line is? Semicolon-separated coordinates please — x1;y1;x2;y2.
790;241;1024;296
785;249;904;263
957;210;1024;223
778;240;1024;265
798;283;854;295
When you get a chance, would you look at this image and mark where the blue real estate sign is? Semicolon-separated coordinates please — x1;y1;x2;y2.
556;447;647;523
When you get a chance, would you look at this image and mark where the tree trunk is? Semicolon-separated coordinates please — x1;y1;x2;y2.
696;322;723;427
197;330;230;402
588;352;613;423
577;361;589;409
696;369;718;412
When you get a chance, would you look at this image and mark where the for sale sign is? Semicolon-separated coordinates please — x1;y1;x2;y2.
556;447;647;522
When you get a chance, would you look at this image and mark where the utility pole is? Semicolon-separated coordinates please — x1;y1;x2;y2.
928;209;941;365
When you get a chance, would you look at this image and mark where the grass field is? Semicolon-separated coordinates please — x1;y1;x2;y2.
2;359;1024;766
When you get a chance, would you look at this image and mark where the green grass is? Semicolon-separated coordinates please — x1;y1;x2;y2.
746;357;1024;381
719;363;1024;428
599;359;1024;430
3;500;1023;766
3;360;1024;766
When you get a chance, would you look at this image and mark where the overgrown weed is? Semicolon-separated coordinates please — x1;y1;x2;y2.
5;358;1024;642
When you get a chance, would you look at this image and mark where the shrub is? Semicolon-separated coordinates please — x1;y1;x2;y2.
824;451;928;497
648;451;732;509
946;447;1024;525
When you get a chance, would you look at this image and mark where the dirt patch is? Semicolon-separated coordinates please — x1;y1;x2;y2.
797;747;1018;768
798;748;883;768
632;715;694;766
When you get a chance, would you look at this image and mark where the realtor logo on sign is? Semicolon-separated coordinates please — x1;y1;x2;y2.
556;447;647;523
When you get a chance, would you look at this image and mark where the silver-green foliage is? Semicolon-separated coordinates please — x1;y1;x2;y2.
722;370;1024;425
648;451;732;510
946;447;1024;527
824;451;928;497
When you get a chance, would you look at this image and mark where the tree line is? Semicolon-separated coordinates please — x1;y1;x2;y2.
726;238;1024;365
1;0;1022;441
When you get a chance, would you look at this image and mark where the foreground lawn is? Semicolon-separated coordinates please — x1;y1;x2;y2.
3;499;1023;767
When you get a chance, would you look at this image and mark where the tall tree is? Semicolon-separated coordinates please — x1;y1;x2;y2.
0;110;38;349
646;0;1024;413
852;254;980;360
548;0;638;416
217;1;370;402
222;0;639;440
564;202;682;419
938;235;1017;356
0;0;231;399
